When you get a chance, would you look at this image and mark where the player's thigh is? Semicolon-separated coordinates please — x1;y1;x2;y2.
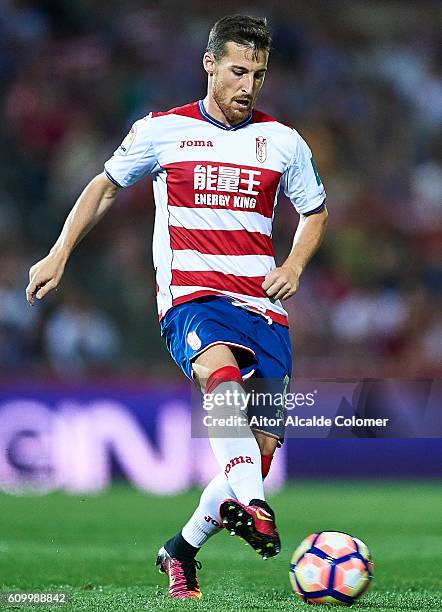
192;344;239;392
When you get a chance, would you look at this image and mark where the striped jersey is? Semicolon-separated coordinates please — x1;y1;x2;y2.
104;100;326;327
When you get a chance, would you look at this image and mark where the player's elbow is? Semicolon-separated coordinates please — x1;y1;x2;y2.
302;203;328;224
94;172;120;199
315;204;328;219
318;206;328;233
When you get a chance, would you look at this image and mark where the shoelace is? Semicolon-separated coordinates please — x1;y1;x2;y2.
170;558;202;595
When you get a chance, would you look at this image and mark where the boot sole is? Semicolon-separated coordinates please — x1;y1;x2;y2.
219;500;281;559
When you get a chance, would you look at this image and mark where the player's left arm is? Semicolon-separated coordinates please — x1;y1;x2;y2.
262;205;328;300
264;129;328;301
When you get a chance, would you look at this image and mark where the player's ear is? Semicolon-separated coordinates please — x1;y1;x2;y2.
203;52;215;76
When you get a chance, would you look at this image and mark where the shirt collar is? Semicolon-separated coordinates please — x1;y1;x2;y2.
198;99;253;131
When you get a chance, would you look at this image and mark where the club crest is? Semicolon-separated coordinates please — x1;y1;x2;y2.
256;136;267;163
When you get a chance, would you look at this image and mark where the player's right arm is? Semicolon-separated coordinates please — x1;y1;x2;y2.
26;113;159;305
26;172;119;305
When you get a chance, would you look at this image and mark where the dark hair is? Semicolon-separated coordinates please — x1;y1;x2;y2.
207;15;272;60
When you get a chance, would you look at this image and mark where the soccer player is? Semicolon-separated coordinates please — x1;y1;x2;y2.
26;15;327;599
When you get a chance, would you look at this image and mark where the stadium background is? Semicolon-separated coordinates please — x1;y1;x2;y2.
1;0;441;381
0;1;441;610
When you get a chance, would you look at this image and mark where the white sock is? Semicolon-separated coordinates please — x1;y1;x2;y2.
182;472;236;547
206;380;265;505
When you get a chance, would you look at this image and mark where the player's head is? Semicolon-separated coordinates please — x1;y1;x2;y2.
203;15;271;125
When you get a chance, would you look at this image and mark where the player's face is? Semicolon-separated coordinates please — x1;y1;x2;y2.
207;42;268;125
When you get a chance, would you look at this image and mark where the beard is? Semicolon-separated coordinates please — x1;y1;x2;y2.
212;78;254;125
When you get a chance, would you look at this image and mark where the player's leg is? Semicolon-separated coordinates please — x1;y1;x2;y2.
156;470;234;599
219;431;281;558
255;430;279;478
157;343;261;598
156;298;281;595
164;471;233;554
161;345;270;558
176;430;277;554
217;315;292;558
192;344;266;505
159;347;280;588
157;433;280;597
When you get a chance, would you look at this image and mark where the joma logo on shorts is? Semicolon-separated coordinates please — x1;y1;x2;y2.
180;140;214;148
225;456;254;477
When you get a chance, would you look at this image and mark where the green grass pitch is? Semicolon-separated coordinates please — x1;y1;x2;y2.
1;481;441;611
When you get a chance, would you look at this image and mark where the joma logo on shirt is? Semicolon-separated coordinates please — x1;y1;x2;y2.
180;140;213;148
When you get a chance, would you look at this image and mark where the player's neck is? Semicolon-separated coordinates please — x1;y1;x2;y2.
201;96;247;128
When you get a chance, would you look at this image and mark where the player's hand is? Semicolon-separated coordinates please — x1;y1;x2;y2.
262;266;300;301
26;254;66;305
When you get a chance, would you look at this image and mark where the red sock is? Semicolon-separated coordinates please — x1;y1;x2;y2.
261;454;273;479
206;365;243;394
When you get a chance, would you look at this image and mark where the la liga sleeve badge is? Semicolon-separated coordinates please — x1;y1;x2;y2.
118;125;136;155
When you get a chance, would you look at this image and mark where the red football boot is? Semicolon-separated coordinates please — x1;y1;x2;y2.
219;498;281;559
156;546;202;599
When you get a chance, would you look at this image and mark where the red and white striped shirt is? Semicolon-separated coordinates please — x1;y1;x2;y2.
104;100;326;327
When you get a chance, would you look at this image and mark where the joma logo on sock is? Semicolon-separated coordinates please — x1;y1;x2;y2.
204;515;221;528
224;456;254;477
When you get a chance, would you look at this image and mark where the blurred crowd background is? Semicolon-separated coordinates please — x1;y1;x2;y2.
0;0;441;381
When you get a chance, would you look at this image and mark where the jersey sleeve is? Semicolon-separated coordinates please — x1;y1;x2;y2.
280;132;326;215
104;113;160;188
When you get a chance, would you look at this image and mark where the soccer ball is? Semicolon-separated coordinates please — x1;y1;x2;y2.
289;531;374;605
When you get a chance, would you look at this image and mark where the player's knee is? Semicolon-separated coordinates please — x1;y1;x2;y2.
204;365;243;396
192;344;239;392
